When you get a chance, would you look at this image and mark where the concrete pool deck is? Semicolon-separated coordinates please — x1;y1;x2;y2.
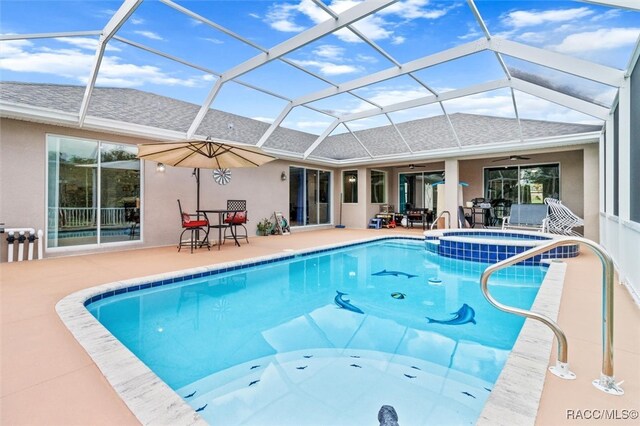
1;228;638;425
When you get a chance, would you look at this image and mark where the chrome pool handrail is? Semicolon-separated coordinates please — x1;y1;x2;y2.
430;210;450;230
479;236;624;395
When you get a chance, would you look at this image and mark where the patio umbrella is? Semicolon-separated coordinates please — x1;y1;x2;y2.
136;138;277;213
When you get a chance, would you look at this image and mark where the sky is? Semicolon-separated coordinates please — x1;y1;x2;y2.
1;0;639;135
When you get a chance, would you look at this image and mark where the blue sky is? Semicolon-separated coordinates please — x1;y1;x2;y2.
1;0;639;134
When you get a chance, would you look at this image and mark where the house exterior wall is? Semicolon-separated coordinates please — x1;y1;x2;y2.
0;118;299;260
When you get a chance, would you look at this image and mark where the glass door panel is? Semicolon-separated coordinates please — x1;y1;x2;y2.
47;137;98;247
319;171;330;224
519;165;560;203
289;167;305;226
100;143;141;243
306;169;318;225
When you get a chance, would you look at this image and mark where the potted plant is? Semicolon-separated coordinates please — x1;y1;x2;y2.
256;218;272;236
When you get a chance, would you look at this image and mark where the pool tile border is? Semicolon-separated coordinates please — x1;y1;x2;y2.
57;235;565;426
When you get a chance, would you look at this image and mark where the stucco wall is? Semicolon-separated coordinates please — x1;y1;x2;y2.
0;118;295;259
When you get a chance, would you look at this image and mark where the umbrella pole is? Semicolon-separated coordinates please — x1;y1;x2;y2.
195;168;201;241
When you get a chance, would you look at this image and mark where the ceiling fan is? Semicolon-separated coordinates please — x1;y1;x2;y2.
492;155;531;162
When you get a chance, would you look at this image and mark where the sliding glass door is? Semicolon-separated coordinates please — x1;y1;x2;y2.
398;171;443;213
289;166;331;226
484;164;559;204
47;135;141;248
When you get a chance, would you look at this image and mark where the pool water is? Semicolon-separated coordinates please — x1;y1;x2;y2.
88;239;546;425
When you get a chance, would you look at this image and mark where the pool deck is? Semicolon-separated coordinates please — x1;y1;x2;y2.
1;228;638;425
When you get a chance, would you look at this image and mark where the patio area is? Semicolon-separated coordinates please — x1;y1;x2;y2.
1;228;638;425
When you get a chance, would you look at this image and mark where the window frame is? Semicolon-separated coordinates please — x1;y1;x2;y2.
45;133;144;253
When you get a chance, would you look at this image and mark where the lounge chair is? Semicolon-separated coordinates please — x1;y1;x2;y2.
502;204;549;232
544;198;584;236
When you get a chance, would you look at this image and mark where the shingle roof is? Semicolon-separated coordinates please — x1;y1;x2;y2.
1;82;602;160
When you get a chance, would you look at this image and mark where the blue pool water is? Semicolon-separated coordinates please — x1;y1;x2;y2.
88;239;546;425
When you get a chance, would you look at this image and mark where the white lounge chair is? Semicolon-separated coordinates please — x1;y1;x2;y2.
502;204;549;232
544;198;584;236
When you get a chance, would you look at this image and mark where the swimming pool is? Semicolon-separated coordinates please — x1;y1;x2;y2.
85;238;546;425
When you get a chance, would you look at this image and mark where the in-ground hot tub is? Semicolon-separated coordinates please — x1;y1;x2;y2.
424;229;579;264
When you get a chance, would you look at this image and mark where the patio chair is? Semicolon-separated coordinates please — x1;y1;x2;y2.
544;198;584;236
177;199;209;253
224;200;249;244
502;204;549;232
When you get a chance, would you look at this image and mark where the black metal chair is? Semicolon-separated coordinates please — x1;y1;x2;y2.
224;200;249;244
177;199;209;253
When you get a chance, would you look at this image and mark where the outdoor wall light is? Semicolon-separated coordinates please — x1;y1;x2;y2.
281;171;287;181
156;162;166;173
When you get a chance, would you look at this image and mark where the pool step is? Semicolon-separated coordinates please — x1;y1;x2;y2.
177;349;493;426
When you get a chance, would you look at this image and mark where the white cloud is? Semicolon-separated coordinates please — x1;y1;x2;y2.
0;41;206;88
265;2;306;32
202;74;216;81
516;31;547;44
190;18;203;26
313;44;345;60
293;120;333;130
290;59;361;75
252;116;275;123
266;0;454;44
380;0;455;20
54;37;121;52
458;23;483;41
130;17;145;25
203;37;224;45
549;27;640;54
133;30;163;41
502;7;594;28
249;13;260;19
356;54;377;63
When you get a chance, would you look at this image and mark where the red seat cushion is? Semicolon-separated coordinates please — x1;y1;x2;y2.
183;220;208;228
182;213;207;227
224;211;247;224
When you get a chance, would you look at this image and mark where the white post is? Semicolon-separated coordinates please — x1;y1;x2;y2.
37;230;44;260
444;159;460;229
7;231;14;263
17;231;25;261
27;233;34;260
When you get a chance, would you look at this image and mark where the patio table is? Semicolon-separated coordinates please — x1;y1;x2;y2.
197;209;243;250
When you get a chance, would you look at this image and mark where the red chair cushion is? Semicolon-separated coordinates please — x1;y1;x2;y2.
182;213;207;227
224;211;247;224
184;220;208;228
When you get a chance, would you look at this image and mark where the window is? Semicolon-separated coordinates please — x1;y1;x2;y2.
289;166;331;226
398;171;443;212
370;170;386;203
484;164;559;204
343;170;358;203
47;135;141;248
